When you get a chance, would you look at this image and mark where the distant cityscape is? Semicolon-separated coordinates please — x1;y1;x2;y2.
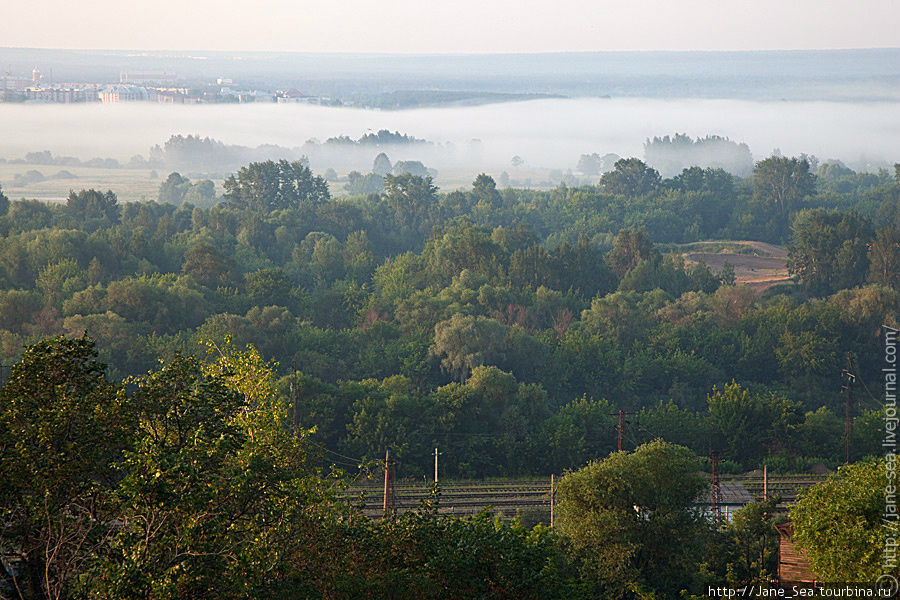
0;67;339;105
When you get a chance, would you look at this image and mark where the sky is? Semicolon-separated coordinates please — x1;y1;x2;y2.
1;0;898;53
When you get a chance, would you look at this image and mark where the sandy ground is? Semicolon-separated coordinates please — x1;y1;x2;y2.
684;240;792;292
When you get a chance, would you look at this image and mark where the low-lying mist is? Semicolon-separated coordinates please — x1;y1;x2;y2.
1;98;898;185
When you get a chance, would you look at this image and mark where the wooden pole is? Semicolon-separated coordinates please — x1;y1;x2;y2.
843;353;856;464
550;474;555;527
711;450;721;516
617;409;625;452
763;465;768;499
383;449;391;513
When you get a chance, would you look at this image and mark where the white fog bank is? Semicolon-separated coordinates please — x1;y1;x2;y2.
1;98;898;173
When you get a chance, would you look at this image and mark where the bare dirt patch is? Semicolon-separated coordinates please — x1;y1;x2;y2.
684;240;792;292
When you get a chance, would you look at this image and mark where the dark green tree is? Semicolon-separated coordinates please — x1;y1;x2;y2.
868;226;900;289
471;173;502;209
157;172;191;205
706;382;799;468
223;159;329;211
705;498;779;587
787;209;873;295
9;199;52;230
0;336;128;599
182;242;233;288
791;459;891;581
753;156;816;216
383;173;439;236
556;440;709;599
0;183;9;216
599;158;661;196
605;228;658;278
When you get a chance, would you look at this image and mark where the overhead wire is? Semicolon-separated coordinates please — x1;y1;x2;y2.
306;439;365;469
853;367;886;410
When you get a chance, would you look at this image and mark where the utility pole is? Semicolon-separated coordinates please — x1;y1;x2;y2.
383;449;395;516
710;450;722;517
842;352;856;464
434;447;440;483
611;409;630;452
289;379;300;427
550;474;555;528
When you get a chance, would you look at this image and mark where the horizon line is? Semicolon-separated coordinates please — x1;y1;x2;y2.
1;46;899;56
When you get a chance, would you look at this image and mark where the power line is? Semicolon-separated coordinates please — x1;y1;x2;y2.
853;362;885;410
306;440;365;469
842;352;857;464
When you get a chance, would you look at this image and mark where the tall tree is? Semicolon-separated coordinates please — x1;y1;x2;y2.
605;227;658;278
182;242;233;288
223;159;329;212
556;440;709;599
868;226;900;289
431;314;508;381
65;189;120;229
372;152;392;176
706;381;799;468
157;172;191;205
89;345;326;599
787;209;873;295
0;183;9;216
599;158;661;196
753;156;816;216
383;173;439;237
471;173;502;209
791;459;891;582
0;336;128;600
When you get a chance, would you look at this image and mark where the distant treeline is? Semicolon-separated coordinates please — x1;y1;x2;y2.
643;134;754;177
1;131;436;176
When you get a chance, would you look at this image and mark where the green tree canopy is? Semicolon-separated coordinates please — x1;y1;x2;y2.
753;155;816;215
0;183;9;216
556;440;709;599
600;158;661;196
868;226;900;289
223;159;329;212
787;209;873;295
605;228;658;278
790;459;892;582
0;336;128;599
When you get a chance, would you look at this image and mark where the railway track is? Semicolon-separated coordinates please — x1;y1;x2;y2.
345;474;829;519
347;480;553;518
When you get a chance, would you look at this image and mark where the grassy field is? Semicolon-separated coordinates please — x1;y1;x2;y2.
0;163;167;204
0;161;567;204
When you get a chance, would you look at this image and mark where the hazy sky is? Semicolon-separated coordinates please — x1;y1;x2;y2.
2;0;898;53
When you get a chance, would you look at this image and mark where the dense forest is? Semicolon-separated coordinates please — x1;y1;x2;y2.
0;156;897;478
0;152;897;598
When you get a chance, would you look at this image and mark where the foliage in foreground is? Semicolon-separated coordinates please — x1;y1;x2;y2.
0;336;584;600
790;459;896;582
0;336;889;599
556;440;710;598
